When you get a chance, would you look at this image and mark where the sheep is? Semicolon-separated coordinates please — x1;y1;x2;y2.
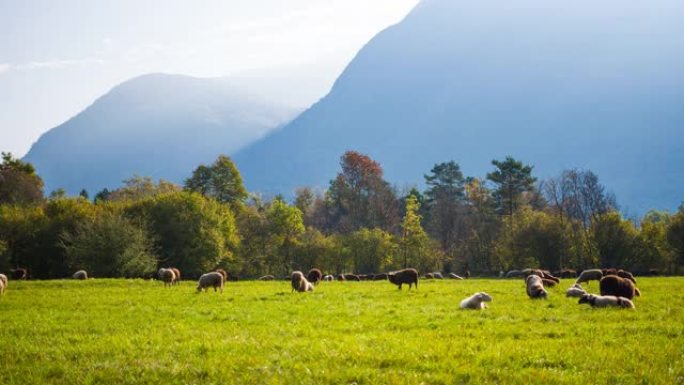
291;271;314;292
448;273;464;280
258;275;275;281
336;274;346;281
307;268;323;285
602;268;618;276
578;294;635;309
388;268;419;290
11;268;27;280
541;278;558;287
358;274;373;281
158;268;176;287
373;273;388;281
565;283;587;298
72;270;88;280
197;272;224;293
215;269;228;281
0;273;7;288
600;275;640;300
558;269;578;278
323;274;334;281
0;274;5;295
343;274;361;281
526;275;548;299
576;269;603;285
460;292;493;310
432;272;444;279
541;271;561;284
617;269;637;284
170;268;181;285
424;273;434;279
506;270;523;278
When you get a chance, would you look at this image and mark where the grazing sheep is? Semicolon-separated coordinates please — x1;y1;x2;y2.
432;272;444;279
215;269;228;281
307;268;323;285
578;294;635;309
566;283;587;298
600;275;640;300
526;275;548;299
388;268;419;290
336;274;346;281
11;268;27;280
616;269;637;284
197;272;224;293
258;275;275;281
460;292;493;310
424;273;434;279
448;273;464;280
373;273;388;281
576;269;603;285
291;271;314;292
170;268;181;284
158;268;176;287
323;274;334;281
506;270;523;278
343;274;361;281
0;274;5;295
72;270;88;280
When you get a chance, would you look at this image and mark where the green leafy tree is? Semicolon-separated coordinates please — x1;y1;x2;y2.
486;156;537;218
0;204;46;273
61;211;157;277
185;155;248;205
344;228;397;273
424;161;466;256
266;198;305;275
108;176;179;201
399;195;433;271
666;208;684;273
0;152;44;204
79;189;89;200
591;211;640;269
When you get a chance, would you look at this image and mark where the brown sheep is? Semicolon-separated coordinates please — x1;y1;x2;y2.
540;270;560;283
158;268;176;287
11;268;27;280
541;278;558;287
373;273;388;281
576;269;603;285
526;275;548;299
600;275;640;300
616;269;637;284
170;268;181;285
388;268;419;290
291;271;314;292
215;269;228;282
307;268;323;285
602;268;618;276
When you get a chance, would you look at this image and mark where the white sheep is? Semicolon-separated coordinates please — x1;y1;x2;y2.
158;268;176;287
196;272;224;293
0;275;5;295
566;283;587;298
323;274;334;281
576;269;603;285
460;292;492;309
526;274;548;299
0;273;7;288
578;294;635;309
72;270;88;280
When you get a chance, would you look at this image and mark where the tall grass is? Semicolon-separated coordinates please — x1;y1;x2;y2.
0;278;682;384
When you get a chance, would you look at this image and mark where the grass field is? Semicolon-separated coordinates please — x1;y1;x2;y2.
1;277;683;384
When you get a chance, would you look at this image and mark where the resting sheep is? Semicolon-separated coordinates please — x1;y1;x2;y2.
526;275;548;299
291;271;314;292
460;292;492;310
600;275;640;300
307;268;323;285
576;269;603;285
565;283;587;297
388;268;419;290
197;272;224;293
578;294;635;309
158;268;176;287
72;270;88;280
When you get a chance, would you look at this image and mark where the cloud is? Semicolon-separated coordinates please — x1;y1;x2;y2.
0;63;11;75
15;57;104;71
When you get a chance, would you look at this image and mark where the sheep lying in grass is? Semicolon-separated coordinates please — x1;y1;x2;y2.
291;271;314;293
460;292;492;309
576;269;603;285
578;294;635;309
72;270;88;280
566;283;587;298
526;275;548;299
158;268;176;287
197;272;224;293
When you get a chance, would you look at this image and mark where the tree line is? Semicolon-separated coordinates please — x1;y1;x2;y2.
0;151;682;278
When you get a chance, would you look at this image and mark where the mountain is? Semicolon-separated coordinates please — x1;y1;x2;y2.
234;0;684;214
24;73;300;195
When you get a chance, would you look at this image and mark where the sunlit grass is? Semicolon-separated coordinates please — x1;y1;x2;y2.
1;277;682;384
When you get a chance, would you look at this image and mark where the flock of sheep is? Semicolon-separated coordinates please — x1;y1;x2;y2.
0;266;642;312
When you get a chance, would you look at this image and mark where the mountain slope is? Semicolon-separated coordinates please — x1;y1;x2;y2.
234;0;684;213
24;73;299;194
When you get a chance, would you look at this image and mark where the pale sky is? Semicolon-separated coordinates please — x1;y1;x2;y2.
0;0;418;157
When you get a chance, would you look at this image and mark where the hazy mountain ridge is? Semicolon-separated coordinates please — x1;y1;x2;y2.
24;73;300;195
233;0;684;213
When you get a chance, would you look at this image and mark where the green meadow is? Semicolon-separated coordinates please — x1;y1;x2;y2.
1;277;682;384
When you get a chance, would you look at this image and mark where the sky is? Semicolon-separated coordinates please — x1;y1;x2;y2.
0;0;419;158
